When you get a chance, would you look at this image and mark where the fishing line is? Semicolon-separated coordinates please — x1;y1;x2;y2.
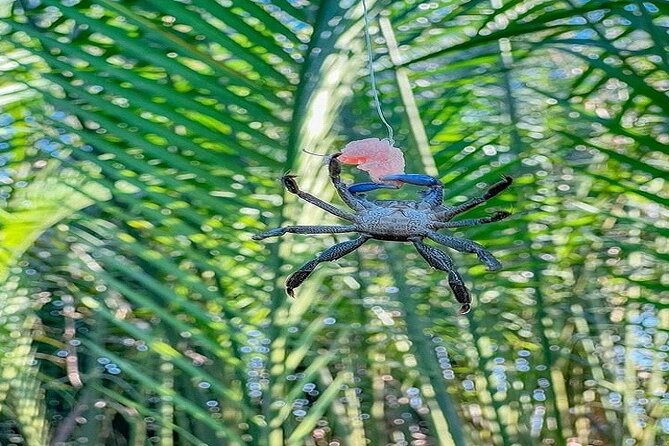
302;148;330;157
361;0;394;144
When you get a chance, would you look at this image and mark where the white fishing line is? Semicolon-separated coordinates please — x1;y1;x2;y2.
361;0;395;144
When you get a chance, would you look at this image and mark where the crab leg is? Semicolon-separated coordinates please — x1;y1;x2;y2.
328;155;367;211
411;239;472;314
426;231;502;271
433;211;511;229
285;235;370;297
437;176;512;219
282;174;356;221
253;225;358;240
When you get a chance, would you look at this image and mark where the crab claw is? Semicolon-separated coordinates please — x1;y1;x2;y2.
379;173;441;187
328;154;343;177
348;182;400;194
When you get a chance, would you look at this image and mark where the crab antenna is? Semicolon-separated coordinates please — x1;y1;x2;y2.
302;148;330;157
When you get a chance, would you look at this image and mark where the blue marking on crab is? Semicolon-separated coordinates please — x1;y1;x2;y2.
348;182;399;193
348;174;441;194
380;173;441;187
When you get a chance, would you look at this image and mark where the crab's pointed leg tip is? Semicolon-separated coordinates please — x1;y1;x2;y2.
459;304;472;315
251;234;261;241
286;288;295;298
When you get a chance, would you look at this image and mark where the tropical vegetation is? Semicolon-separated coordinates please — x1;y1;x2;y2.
0;0;667;445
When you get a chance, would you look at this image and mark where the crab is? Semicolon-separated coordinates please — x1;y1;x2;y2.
253;154;512;314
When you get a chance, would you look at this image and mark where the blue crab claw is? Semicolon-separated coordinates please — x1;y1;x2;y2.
379;173;441;187
348;182;400;194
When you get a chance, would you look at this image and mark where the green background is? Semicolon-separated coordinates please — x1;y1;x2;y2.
0;0;667;445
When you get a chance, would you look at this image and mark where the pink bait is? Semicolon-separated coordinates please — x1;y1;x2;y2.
338;138;406;184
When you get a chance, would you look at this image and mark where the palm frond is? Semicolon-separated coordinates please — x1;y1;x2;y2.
1;0;667;445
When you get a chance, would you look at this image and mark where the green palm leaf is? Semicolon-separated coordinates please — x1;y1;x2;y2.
1;1;667;445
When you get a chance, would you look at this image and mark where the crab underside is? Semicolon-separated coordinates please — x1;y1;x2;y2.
254;154;512;314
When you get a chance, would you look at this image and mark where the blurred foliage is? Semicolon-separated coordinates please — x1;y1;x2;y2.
0;0;668;445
